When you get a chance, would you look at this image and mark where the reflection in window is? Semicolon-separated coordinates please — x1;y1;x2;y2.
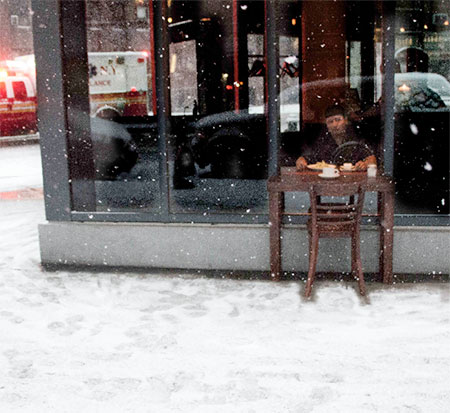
12;81;27;100
394;0;449;215
63;0;448;218
71;0;160;213
280;36;300;133
279;0;382;215
170;40;198;116
248;34;265;113
168;0;269;216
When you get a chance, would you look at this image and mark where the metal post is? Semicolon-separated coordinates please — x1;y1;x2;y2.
233;0;240;112
382;1;396;176
154;0;170;217
148;0;158;116
31;0;72;220
266;0;280;178
60;0;96;212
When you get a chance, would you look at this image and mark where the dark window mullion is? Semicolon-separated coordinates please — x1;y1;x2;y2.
382;1;396;176
154;0;170;219
31;0;72;221
266;0;280;178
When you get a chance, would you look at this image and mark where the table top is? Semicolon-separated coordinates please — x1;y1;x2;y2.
268;167;395;192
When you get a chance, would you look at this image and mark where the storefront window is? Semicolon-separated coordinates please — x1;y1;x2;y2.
60;0;448;219
394;0;449;215
278;0;383;215
76;0;160;212
167;0;268;216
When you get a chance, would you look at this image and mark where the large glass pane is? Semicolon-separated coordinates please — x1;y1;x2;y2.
394;0;449;215
279;1;383;216
75;0;159;212
0;0;36;139
167;0;268;216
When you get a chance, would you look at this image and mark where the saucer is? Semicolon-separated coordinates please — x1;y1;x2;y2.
319;173;340;179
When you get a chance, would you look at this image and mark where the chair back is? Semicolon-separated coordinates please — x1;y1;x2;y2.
309;183;365;228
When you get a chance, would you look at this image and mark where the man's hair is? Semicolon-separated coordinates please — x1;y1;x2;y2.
325;104;346;119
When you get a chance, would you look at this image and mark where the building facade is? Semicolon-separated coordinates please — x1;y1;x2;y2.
0;0;33;59
32;0;449;276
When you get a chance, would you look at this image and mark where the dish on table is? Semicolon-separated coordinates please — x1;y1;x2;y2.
339;164;356;172
318;172;340;179
306;161;335;171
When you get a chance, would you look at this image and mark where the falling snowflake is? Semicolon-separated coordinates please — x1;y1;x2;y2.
424;162;432;171
409;123;419;135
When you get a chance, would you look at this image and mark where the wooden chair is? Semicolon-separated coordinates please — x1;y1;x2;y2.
305;183;366;297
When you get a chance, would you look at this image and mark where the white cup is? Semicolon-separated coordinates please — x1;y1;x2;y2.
367;164;377;178
322;166;339;177
342;162;353;171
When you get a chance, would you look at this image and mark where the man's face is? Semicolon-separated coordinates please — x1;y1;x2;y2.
325;114;348;136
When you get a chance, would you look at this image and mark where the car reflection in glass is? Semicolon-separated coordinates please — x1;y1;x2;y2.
90;116;138;180
393;72;449;214
395;72;450;110
173;73;449;214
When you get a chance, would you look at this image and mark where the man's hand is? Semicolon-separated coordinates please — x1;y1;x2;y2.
355;155;377;171
296;156;308;171
354;160;367;171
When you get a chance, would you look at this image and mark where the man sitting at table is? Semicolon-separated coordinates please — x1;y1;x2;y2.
295;104;377;171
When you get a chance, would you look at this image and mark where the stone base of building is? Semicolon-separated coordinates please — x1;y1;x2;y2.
38;222;449;276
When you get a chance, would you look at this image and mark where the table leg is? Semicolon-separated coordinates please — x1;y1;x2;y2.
381;190;394;284
269;191;283;281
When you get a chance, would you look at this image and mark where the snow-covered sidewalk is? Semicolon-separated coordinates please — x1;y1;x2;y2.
0;144;42;194
1;198;449;412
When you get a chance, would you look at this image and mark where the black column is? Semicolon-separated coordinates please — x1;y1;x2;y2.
60;0;96;211
382;0;396;176
266;0;280;178
31;0;94;219
154;0;170;218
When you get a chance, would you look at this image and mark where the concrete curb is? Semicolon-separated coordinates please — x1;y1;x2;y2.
0;133;40;147
0;187;43;200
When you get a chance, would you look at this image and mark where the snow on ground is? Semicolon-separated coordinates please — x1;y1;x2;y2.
1;144;449;412
1;198;449;412
0;144;42;192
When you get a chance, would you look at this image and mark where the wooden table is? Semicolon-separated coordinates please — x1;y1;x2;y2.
268;167;395;283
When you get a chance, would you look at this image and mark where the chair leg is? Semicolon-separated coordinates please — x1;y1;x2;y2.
351;236;357;278
305;232;319;298
353;232;366;296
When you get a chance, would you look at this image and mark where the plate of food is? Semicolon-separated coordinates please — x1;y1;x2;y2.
306;161;335;171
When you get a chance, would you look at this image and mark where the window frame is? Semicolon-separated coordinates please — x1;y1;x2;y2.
32;0;449;227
